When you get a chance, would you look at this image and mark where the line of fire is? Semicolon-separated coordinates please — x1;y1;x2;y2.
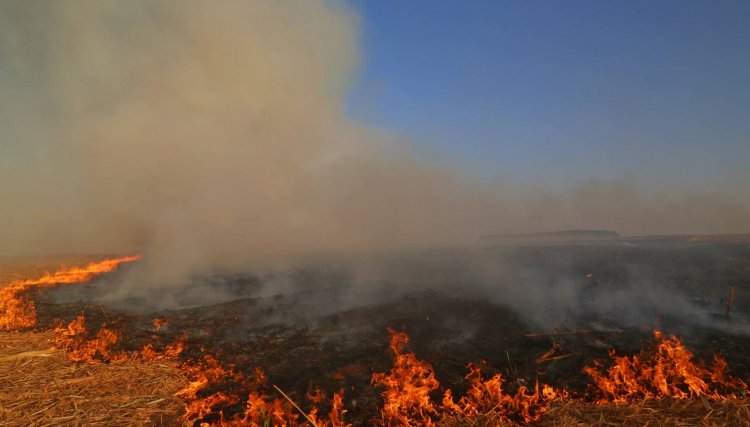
1;239;749;425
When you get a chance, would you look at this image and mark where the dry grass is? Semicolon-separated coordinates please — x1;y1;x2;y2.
0;331;188;427
538;398;750;426
440;399;750;426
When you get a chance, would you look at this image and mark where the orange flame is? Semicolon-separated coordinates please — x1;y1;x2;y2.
442;362;563;424
48;308;342;426
52;313;130;364
371;328;440;426
0;255;141;331
140;333;187;361
152;317;170;331
372;329;561;425
175;355;351;426
25;260;745;426
307;389;350;427
176;355;248;423
584;329;748;402
52;313;185;364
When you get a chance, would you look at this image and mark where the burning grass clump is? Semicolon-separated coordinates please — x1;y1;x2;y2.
51;313;186;365
371;328;565;426
583;329;748;402
174;354;350;426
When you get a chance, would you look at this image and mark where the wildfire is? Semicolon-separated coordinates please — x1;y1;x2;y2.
0;255;141;331
45;312;750;426
371;328;440;425
141;334;187;361
372;328;561;426
52;313;129;364
175;355;350;426
584;329;748;402
176;354;249;423
51;313;186;364
442;362;564;424
16;257;745;426
49;310;347;426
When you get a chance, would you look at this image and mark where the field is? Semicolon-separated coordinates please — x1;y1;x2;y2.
2;237;750;425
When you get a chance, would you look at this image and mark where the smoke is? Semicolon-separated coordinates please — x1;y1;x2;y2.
1;0;749;288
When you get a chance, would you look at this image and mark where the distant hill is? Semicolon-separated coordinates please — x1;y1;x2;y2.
479;229;620;245
624;233;750;244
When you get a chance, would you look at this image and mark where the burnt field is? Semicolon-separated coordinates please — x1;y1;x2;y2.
26;238;750;425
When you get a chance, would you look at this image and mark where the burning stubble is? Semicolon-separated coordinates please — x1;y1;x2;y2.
2;0;750;295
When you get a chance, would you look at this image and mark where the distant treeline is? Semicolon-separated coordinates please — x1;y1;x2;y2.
479;229;620;244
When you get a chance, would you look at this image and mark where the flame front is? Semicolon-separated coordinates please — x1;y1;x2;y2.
371;328;561;426
0;255;141;331
442;362;564;424
584;329;748;402
51;313;186;364
46;317;748;426
175;357;350;426
18;258;746;426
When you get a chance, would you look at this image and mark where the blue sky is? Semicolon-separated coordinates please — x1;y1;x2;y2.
347;1;750;191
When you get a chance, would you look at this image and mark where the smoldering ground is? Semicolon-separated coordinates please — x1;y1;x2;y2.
2;0;750;324
38;239;750;340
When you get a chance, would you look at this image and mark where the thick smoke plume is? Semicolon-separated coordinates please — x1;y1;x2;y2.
1;0;749;287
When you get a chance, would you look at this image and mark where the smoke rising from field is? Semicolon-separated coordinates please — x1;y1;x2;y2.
1;0;750;289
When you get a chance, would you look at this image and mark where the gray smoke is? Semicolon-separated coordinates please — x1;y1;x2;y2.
1;0;749;294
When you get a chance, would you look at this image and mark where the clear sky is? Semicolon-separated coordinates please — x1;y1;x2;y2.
347;1;750;192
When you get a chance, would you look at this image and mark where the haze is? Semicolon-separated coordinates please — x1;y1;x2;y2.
1;1;748;283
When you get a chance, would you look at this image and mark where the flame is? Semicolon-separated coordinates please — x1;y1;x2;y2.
49;315;748;426
175;355;351;426
176;356;288;425
52;313;130;364
329;391;349;427
371;328;561;425
45;313;750;426
176;355;248;423
17;257;742;425
141;332;187;361
152;317;170;331
442;362;563;424
584;329;748;402
0;255;141;331
52;313;185;364
48;309;343;426
306;389;350;427
371;328;440;426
